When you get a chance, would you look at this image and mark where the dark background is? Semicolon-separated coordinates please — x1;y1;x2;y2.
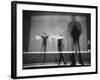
23;11;90;52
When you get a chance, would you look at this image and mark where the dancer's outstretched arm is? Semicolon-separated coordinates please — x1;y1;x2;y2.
32;34;41;40
50;35;64;39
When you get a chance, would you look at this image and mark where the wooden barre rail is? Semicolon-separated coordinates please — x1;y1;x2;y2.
23;50;91;54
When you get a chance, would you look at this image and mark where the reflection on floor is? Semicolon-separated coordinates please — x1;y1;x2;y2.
23;61;90;69
23;51;91;69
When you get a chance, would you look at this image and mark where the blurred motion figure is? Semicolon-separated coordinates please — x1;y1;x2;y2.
32;32;48;63
68;15;84;66
56;32;66;66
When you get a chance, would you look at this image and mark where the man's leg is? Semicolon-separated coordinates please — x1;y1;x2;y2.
77;40;84;65
71;53;76;66
74;41;79;65
70;40;76;66
72;43;76;66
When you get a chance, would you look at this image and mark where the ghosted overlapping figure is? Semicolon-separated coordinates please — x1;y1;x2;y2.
57;33;66;66
32;32;48;63
68;15;84;66
50;32;66;66
41;32;48;53
41;32;48;63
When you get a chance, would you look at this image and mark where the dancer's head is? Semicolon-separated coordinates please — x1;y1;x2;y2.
43;32;46;36
59;31;64;36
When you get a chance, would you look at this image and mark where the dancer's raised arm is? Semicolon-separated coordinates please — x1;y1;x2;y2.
49;34;64;41
32;34;41;40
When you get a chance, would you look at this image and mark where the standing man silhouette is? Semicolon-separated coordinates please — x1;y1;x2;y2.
68;15;84;66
